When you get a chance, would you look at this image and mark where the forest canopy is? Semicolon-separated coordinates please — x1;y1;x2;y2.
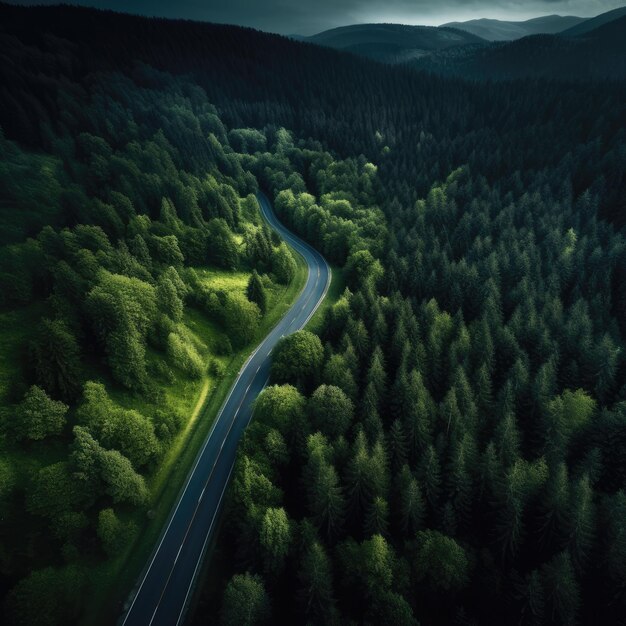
0;4;624;626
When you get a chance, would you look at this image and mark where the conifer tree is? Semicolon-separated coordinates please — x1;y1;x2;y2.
247;269;268;313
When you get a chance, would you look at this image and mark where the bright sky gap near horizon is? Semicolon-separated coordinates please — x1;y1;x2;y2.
8;0;626;34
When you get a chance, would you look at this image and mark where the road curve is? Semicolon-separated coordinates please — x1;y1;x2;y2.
120;192;331;626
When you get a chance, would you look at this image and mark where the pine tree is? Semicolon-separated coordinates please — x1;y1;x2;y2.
567;474;595;571
297;540;338;623
246;270;268;313
387;419;408;475
397;465;425;536
310;462;345;541
447;433;476;531
541;551;580;625
364;497;389;537
539;462;570;550
419;445;441;511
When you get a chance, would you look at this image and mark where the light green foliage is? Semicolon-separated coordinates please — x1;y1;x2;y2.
546;389;596;453
223;292;260;347
87;271;157;388
272;242;296;284
506;457;549;504
77;382;158;467
272;330;323;387
156;274;184;322
166;331;204;379
220;573;270;626
70;426;147;505
345;249;383;290
99;447;148;505
259;507;292;574
13;385;68;441
253;384;306;438
308;384;354;439
322;353;357;400
340;534;394;596
231;455;283;521
263;428;289;467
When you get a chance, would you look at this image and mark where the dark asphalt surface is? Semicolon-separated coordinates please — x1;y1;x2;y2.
120;192;331;626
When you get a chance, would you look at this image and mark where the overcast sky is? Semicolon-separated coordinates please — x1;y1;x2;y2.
10;0;625;35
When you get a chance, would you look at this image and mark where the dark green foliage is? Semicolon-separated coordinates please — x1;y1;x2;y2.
207;219;239;269
97;508;136;556
410;530;469;591
246;270;268;314
29;318;81;402
10;386;68;442
307;385;354;439
297;538;338;623
1;5;625;625
304;434;346;540
6;565;87;626
220;573;270;626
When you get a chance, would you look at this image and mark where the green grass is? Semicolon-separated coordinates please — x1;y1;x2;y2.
184;261;341;621
194;267;251;293
84;251;309;626
0;238;311;625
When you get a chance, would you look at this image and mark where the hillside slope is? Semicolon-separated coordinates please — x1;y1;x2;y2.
414;15;626;80
0;4;625;626
296;23;485;63
562;5;626;36
442;14;586;41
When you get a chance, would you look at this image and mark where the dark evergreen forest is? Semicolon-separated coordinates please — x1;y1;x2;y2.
0;3;624;625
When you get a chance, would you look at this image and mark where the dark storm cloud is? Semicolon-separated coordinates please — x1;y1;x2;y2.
9;0;625;34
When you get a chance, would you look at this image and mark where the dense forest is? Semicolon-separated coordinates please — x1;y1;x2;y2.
0;3;625;626
411;16;626;81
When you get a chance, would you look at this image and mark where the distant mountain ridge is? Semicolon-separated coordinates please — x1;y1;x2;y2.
442;14;587;41
295;6;626;80
294;23;485;63
561;5;626;36
412;14;626;81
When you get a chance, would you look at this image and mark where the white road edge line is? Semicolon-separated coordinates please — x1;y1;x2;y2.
123;191;330;625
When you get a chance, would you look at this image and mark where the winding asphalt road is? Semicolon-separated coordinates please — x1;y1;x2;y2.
121;192;331;626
